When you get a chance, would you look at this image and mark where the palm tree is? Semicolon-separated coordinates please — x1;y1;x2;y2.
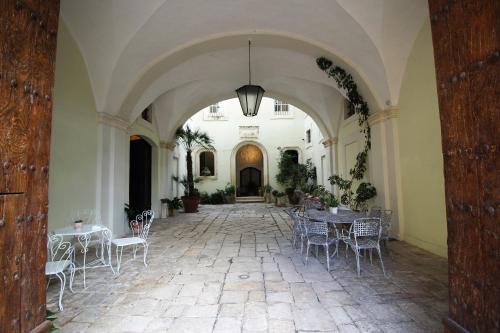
175;126;214;196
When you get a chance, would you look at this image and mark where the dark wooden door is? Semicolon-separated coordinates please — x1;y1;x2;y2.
129;137;152;212
428;1;499;332
0;1;60;332
240;167;261;196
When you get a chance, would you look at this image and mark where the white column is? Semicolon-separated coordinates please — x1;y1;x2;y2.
96;113;130;237
159;141;177;198
368;107;404;239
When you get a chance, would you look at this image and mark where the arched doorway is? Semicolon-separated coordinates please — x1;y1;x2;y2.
235;144;264;197
129;135;152;211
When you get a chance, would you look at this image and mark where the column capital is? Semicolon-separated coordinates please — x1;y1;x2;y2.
322;137;338;148
368;107;400;126
160;141;176;150
97;112;129;130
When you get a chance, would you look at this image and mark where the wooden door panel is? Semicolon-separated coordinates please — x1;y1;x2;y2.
0;194;26;332
0;1;60;332
428;0;499;332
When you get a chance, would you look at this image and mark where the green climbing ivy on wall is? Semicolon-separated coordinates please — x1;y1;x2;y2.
316;57;376;209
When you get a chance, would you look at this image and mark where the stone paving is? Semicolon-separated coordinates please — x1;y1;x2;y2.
47;203;448;333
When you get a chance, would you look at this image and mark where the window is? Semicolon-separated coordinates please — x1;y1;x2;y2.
199;151;215;176
206;103;224;120
141;105;153;123
209;103;219;114
344;99;355;119
284;150;299;164
306;129;311;144
274;100;289;114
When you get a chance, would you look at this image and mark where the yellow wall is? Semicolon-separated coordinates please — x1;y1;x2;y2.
398;19;447;257
48;20;98;230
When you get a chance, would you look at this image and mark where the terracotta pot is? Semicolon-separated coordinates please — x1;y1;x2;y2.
182;196;199;213
168;208;177;217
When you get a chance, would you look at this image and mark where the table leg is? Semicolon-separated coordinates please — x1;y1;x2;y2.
77;234;91;288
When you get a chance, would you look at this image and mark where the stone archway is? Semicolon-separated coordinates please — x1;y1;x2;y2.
230;142;268;197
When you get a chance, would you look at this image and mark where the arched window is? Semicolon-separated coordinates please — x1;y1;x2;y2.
199;151;215;176
284;149;299;164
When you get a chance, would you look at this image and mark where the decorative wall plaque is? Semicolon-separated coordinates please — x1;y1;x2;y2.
239;126;259;139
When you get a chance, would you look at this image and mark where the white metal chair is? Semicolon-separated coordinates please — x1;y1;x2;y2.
111;210;154;273
303;218;337;271
344;218;386;277
46;234;75;311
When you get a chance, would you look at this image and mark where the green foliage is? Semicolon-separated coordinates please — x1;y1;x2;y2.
276;150;316;191
164;197;183;209
354;182;377;210
317;56;376;209
321;192;339;208
47;309;58;332
224;183;236;196
200;190;225;205
274;191;286;198
271;190;279;197
175;126;214;196
263;184;273;193
124;203;141;221
172;175;201;196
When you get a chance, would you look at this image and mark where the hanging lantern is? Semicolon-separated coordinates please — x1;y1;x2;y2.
236;40;265;117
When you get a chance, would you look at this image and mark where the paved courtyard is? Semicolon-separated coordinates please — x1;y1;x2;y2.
48;203;448;333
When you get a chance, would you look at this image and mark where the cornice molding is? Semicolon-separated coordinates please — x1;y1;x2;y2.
160;141;176;150
322;137;338;148
368;107;400;126
97;112;129;130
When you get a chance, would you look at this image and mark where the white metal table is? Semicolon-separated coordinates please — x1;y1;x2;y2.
52;224;114;288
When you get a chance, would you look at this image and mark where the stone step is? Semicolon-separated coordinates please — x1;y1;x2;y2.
235;196;265;203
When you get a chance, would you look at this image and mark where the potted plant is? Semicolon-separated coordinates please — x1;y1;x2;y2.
263;185;273;203
165;197;183;216
272;190;279;205
353;182;377;212
174;125;214;213
275;192;287;207
223;183;236;204
124;203;141;231
321;192;339;214
73;219;83;231
276;150;317;205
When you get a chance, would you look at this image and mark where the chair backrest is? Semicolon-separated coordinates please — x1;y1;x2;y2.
380;209;393;236
130;210;155;240
47;234;74;272
352;218;382;241
304;218;328;236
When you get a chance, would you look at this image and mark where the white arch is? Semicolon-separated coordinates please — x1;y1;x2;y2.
230;141;269;193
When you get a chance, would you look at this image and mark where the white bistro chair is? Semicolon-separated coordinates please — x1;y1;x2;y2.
111;210;154;273
46;234;75;311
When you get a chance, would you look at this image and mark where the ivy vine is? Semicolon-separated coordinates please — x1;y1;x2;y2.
316;57;374;208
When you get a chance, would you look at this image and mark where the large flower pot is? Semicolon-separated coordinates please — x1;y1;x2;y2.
181;196;199;213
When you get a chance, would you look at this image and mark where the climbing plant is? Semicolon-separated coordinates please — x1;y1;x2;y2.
316;57;375;208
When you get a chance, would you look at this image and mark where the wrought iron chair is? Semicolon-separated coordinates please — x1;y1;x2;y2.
369;207;393;250
111;210;154;273
344;218;386;277
303;218;337;271
46;234;75;311
286;208;306;254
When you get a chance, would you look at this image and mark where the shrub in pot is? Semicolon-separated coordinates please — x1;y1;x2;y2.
175;126;214;213
275;192;287;207
165;197;183;216
263;185;273;203
223;183;236;204
321;192;339;214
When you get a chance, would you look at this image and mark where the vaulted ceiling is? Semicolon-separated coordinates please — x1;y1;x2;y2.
60;0;429;139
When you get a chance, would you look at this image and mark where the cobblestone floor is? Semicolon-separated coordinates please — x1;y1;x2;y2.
48;203;448;333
